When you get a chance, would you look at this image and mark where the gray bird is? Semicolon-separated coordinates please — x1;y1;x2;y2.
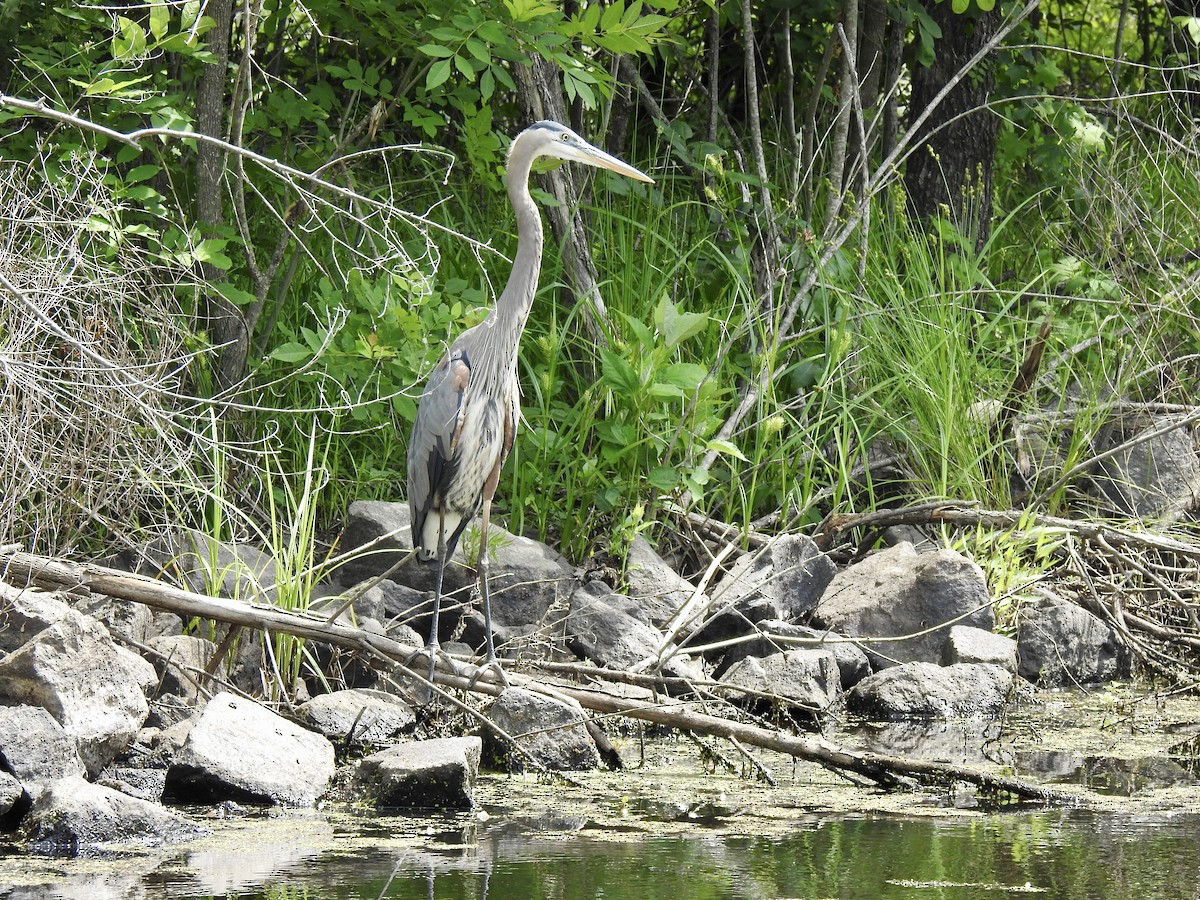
407;121;654;690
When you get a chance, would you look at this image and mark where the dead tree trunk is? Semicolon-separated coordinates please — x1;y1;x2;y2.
194;0;246;391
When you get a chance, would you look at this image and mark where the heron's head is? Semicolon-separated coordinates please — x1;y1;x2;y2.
516;120;654;184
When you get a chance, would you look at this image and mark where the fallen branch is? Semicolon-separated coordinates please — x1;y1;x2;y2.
0;547;1072;803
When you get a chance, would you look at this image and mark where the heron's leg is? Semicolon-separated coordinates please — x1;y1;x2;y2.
425;513;448;690
472;473;509;689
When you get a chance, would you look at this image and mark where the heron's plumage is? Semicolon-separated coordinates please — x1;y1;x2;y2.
404;120;652;682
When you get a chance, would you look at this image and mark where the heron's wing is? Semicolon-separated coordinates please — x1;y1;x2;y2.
407;350;472;554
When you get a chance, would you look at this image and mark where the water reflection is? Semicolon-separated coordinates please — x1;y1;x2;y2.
5;808;1199;900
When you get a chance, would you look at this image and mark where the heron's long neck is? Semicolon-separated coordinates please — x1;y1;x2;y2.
495;150;543;340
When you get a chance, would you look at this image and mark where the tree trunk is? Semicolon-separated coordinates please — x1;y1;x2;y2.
903;2;1001;250
516;54;613;344
194;0;245;391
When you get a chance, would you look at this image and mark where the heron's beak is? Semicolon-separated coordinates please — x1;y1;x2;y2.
568;141;655;184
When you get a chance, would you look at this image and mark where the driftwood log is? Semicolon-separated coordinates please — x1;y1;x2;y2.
0;546;1072;804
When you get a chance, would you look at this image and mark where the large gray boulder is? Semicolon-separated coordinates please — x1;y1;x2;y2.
484;687;600;771
351;737;482;811
0;704;87;792
711;534;837;625
164;692;335;807
848;662;1013;720
566;582;703;680
624;535;699;628
1093;414;1200;521
719;649;842;712
812;543;994;670
1016;594;1128;686
21;776;202;855
0;609;156;776
297;688;416;746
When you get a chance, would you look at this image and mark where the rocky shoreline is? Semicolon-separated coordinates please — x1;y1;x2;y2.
0;501;1150;855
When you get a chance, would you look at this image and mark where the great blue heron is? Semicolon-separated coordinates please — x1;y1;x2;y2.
407;121;654;689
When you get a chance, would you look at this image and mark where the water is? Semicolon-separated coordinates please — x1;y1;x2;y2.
4;807;1200;900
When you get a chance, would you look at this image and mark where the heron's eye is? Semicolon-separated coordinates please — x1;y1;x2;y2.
560;132;570;141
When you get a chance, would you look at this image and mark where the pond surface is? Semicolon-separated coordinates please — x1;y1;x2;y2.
3;689;1200;899
3;807;1200;899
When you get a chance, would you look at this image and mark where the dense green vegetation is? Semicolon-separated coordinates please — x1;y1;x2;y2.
1;0;1198;585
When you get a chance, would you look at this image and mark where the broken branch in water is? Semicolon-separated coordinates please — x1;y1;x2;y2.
0;546;1072;803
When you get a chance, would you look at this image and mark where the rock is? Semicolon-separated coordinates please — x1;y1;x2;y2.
0;609;156;776
145;634;223;703
142;527;278;603
339;503;576;638
565;582;703;680
483;530;577;629
337;501;467;592
941;625;1018;672
812;543;994;670
711;534;836;625
96;766;168;803
1016;594;1128;686
296;689;416;746
484;687;600;771
0;704;87;791
21;776;202;855
163;692;335;807
76;595;153;645
719;649;842;712
848;662;1013;720
0;771;25;827
718;620;870;688
0;584;72;653
351;737;482;811
624;535;699;628
1093;414;1200;521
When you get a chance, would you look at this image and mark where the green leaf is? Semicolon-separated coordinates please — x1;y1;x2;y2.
270;342;313;363
648;467;678;491
426;58;452;91
194;238;232;269
418;43;453;58
125;164;160;182
656;295;707;347
705;438;747;462
600;348;640;395
112;16;147;59
148;0;169;39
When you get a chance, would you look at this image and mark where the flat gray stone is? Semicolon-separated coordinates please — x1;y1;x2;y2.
297;689;416;746
164;693;335;807
941;625;1018;672
143;528;278;603
719;649;842;711
351;737;482;811
146;634;223;703
485;687;600;771
1094;415;1200;521
22;776;203;855
719;620;870;688
848;662;1013;720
